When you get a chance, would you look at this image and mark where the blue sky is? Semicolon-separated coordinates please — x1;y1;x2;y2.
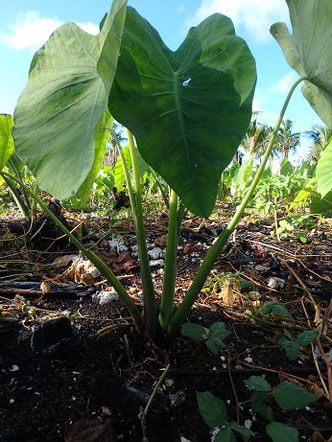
0;0;323;160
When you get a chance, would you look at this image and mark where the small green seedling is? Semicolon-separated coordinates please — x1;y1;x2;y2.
278;329;318;361
245;376;319;441
181;322;231;355
197;391;253;442
258;301;292;320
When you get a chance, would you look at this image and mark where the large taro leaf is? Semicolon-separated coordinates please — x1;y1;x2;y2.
310;190;332;214
13;0;128;200
316;138;332;198
271;0;332;129
0;114;14;171
71;109;113;208
105;8;256;217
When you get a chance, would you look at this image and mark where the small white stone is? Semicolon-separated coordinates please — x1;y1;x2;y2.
244;356;253;363
148;247;163;260
9;365;19;372
94;291;119;305
255;264;270;272
149;259;164;267
268;277;285;289
244;419;252;430
9;399;15;404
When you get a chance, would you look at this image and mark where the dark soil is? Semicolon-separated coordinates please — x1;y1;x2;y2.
0;206;331;442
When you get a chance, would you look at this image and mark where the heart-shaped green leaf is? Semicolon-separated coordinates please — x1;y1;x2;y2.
266;422;298;442
181;322;207;343
278;336;299;361
13;0;128;200
197;391;227;428
107;7;256;217
259;301;292;319
229;422;253;442
271;0;332;129
215;428;237;442
208;322;231;340
273;382;318;410
0;114;14;171
316;139;332;197
296;330;318;346
251;392;273;421
245;376;272;392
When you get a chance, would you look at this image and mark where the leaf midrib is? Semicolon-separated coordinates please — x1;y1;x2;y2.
173;71;203;212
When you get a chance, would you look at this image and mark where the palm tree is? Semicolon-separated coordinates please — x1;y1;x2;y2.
275;119;300;159
242;116;274;159
306;125;332;163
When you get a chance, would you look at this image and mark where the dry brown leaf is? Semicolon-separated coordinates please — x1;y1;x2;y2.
111;251;139;273
183;243;198;254
221;283;234;306
154;234;168;247
63;257;100;284
40;281;51;295
51;254;78;268
314;306;322;326
64;419;116;442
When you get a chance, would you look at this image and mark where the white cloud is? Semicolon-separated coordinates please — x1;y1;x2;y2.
0;11;99;51
188;0;289;42
273;71;298;94
252;89;279;125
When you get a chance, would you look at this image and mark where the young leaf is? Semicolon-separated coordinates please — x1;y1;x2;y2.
0;114;14;171
196;391;227;428
205;338;225;355
251;392;273;421
258;301;292;319
214;427;237;442
208;322;231;340
296;330;318;346
114;145;131;190
266;422;298;442
13;0;128;200
278;336;299;361
181;323;207;343
108;7;256;217
316;139;332;198
71;110;113;208
229;422;253;442
270;0;332;129
245;376;272;392
272;382;319;410
114;144;149;190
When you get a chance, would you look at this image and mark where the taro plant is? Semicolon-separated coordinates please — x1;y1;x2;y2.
2;0;332;339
